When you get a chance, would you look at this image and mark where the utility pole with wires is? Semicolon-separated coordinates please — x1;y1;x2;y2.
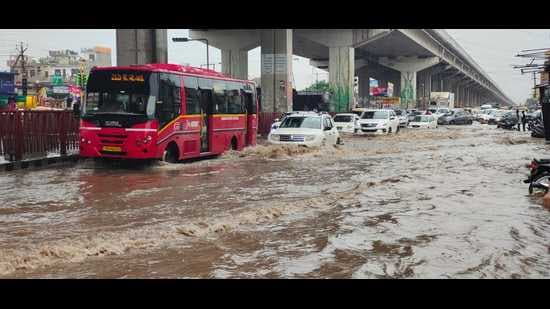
12;42;28;96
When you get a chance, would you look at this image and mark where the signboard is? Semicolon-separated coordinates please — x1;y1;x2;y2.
369;78;378;96
69;85;81;96
261;54;274;74
274;54;287;74
53;86;69;94
387;82;394;97
371;87;387;97
262;54;288;75
0;72;15;94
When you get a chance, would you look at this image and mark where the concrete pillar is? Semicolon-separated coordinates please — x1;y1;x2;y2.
400;71;417;109
329;46;355;112
260;29;293;113
116;29;167;66
379;56;440;109
221;49;248;80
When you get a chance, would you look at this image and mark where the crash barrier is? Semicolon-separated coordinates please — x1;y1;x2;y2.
258;112;281;136
0;110;79;162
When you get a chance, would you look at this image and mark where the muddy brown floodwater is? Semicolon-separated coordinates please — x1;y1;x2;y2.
0;123;549;278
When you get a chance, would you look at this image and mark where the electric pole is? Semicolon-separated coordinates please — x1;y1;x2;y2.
12;42;28;96
533;72;538;99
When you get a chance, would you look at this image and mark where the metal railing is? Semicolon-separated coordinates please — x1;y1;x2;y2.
0;110;79;162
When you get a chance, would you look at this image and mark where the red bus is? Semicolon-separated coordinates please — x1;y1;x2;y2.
78;64;258;162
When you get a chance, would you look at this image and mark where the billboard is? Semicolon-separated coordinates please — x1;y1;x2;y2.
0;72;16;95
53;86;69;94
369;78;378;96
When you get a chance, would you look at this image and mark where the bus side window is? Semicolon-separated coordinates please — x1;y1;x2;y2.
212;80;227;114
184;77;200;114
243;85;256;114
198;78;213;114
157;73;181;128
227;82;243;114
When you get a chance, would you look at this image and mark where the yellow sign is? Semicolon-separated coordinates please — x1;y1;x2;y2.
102;146;122;152
111;73;145;82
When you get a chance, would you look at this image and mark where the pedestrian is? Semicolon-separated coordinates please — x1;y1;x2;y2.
516;109;521;131
66;96;73;109
521;110;527;132
7;95;16;111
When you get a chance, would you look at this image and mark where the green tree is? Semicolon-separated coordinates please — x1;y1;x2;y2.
305;80;330;92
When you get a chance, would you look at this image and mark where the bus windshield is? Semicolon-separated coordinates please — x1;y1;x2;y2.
84;70;157;118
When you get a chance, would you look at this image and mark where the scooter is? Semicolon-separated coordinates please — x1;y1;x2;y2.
524;158;550;194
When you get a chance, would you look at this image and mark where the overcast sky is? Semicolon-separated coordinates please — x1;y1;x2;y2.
1;29;548;104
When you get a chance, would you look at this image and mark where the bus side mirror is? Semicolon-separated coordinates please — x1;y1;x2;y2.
73;102;80;118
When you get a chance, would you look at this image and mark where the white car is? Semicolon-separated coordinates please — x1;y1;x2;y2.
358;109;400;134
268;113;342;147
433;108;450;119
333;113;360;133
395;110;409;127
408;115;438;129
270;111;317;133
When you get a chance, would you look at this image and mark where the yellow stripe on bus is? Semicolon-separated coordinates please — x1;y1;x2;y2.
212;114;246;118
158;114;246;134
158;115;183;135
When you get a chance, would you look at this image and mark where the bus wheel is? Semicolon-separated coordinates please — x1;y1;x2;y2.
231;137;238;151
163;143;179;163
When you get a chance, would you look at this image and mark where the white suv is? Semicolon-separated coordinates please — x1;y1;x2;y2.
268;113;342;147
333;113;360;133
358;109;400;134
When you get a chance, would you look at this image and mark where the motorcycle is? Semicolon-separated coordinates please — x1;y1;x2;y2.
528;118;545;138
524;158;550;194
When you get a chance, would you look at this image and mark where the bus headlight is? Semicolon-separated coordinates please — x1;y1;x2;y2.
305;135;316;141
270;134;280;141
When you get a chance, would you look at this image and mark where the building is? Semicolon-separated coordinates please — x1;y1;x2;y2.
7;46;112;92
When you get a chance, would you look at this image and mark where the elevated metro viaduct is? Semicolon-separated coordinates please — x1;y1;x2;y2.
116;29;515;113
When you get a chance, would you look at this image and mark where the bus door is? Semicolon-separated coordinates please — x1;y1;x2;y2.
243;85;257;146
199;90;211;152
198;80;214;153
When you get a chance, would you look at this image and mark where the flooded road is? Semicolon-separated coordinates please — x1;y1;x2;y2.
1;123;549;278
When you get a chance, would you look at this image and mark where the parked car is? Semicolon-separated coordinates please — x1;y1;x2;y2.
477;109;497;124
407;110;423;122
437;110;473;125
268;113;342;147
489;110;508;125
433;108;450;120
357;109;400;134
333;113;360;133
351;108;369;119
496;112;519;130
394;109;409;127
408;115;438;129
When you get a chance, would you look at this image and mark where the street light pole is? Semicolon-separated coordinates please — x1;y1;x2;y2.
172;37;210;70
